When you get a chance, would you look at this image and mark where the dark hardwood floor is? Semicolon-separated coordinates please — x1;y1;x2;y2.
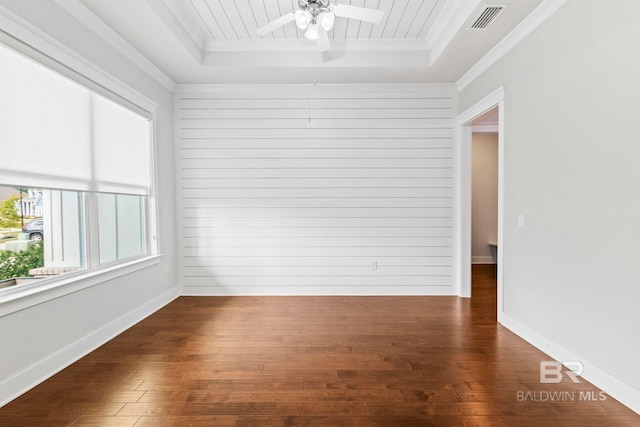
1;265;638;426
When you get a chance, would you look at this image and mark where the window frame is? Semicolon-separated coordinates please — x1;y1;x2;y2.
94;193;150;266
0;29;161;316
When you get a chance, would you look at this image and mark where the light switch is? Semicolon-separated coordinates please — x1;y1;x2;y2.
518;215;525;228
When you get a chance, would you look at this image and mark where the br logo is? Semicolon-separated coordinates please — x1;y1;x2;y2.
540;361;584;384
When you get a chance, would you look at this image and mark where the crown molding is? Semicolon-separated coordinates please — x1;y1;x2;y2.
200;48;431;68
175;82;459;95
51;0;176;91
456;0;569;91
198;37;431;68
424;0;482;65
143;0;205;64
205;37;429;53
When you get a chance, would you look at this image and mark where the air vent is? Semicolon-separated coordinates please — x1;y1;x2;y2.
469;5;507;30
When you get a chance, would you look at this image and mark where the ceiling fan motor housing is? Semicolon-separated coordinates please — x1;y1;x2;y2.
257;0;382;49
298;0;331;16
296;0;334;36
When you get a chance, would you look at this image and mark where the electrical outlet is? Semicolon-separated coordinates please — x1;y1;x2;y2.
518;214;525;228
371;261;378;271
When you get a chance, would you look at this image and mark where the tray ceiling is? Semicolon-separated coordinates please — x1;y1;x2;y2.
174;0;446;41
76;0;546;84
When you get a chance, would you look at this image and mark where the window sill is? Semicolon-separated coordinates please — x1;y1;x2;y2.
0;255;162;317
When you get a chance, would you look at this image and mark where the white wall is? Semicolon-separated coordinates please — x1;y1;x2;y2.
0;0;178;406
471;133;498;264
459;0;640;412
177;84;457;295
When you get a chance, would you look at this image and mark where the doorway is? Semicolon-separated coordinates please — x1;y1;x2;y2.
471;109;499;268
455;87;504;318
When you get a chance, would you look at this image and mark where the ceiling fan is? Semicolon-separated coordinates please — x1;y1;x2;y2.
255;0;384;52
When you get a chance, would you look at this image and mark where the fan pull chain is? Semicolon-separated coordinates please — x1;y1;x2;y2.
308;83;311;123
308;80;316;123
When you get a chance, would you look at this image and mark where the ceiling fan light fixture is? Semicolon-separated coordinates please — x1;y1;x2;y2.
256;0;384;50
295;10;312;29
305;20;320;40
318;12;335;31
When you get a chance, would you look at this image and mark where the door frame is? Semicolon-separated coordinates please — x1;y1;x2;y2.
454;87;504;315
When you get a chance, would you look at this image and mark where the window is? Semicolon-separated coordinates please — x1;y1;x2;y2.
98;193;146;264
0;187;85;288
0;40;154;293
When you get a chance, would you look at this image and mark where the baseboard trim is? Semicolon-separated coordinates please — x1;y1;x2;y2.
182;285;456;296
499;311;640;415
0;287;179;407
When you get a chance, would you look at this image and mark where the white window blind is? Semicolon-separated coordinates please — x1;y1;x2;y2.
0;44;150;195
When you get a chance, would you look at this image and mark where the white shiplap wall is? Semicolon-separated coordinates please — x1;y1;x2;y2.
176;84;457;295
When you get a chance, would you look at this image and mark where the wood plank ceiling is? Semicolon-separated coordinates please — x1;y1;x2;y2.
79;0;546;83
183;0;446;41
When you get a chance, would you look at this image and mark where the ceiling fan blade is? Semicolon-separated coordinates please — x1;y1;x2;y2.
331;4;384;24
317;27;330;52
256;11;296;36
